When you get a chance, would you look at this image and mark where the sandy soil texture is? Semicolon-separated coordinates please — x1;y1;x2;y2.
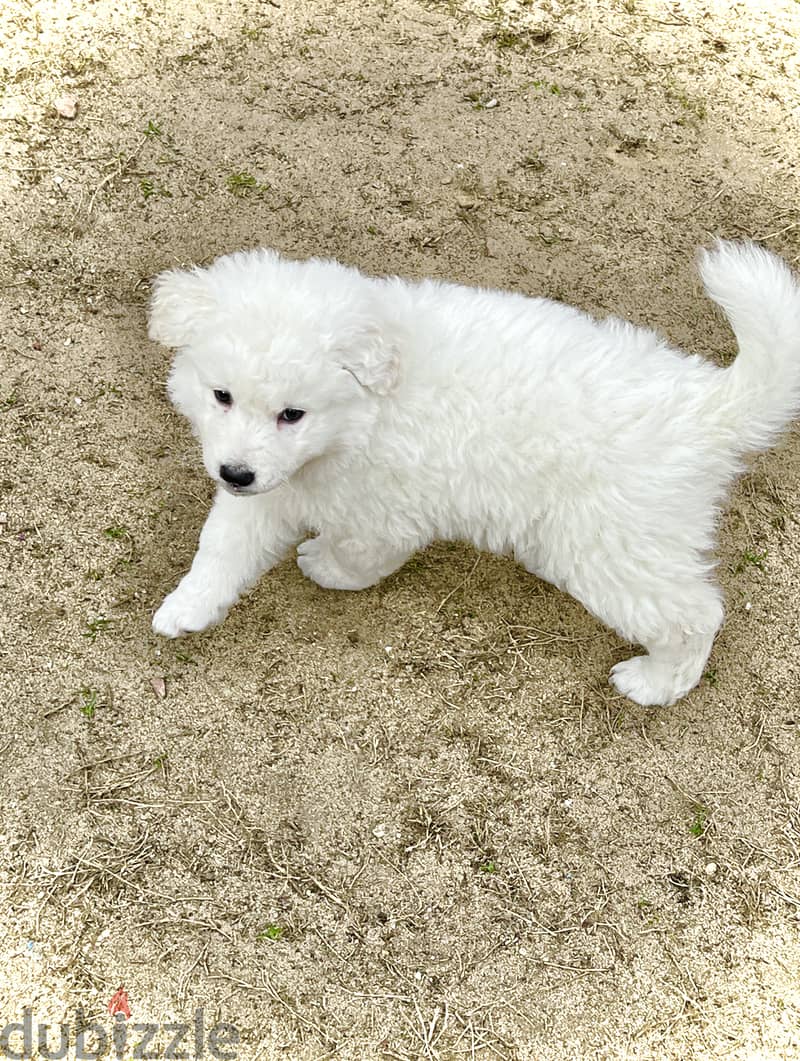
2;1;800;1058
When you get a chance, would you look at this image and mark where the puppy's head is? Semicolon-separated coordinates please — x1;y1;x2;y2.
148;249;398;495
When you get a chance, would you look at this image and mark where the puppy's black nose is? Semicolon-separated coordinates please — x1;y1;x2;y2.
220;463;255;488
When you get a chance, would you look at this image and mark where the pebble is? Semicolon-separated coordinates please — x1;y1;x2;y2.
54;94;78;119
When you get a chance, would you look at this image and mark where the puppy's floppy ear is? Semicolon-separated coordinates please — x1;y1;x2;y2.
148;267;217;348
335;321;399;396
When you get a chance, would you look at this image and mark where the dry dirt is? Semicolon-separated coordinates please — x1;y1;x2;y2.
2;1;800;1058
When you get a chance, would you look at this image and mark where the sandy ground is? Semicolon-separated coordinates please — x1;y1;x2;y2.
1;0;800;1058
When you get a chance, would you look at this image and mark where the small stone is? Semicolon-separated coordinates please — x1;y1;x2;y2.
539;222;558;244
54;94;78;119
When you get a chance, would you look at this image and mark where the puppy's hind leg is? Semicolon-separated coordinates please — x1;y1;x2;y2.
523;537;724;706
606;580;724;707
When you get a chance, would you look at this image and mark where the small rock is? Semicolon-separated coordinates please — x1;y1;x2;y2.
150;675;167;699
54;94;79;119
539;222;558;244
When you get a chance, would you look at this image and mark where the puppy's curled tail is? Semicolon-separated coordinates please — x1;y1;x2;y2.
701;240;800;454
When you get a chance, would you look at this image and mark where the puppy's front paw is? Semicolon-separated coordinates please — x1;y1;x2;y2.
152;584;230;638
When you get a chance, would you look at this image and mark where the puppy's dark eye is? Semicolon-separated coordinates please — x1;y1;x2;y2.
278;408;305;424
214;389;233;406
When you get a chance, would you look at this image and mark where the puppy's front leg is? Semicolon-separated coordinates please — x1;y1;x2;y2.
153;489;297;638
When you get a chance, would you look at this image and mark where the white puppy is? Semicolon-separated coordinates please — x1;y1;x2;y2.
149;243;800;706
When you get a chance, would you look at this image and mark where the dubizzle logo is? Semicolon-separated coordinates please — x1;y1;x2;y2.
0;990;239;1059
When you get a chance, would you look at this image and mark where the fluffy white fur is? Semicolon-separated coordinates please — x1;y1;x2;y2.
149;242;800;706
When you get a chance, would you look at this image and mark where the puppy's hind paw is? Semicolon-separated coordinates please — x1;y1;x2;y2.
610;656;682;708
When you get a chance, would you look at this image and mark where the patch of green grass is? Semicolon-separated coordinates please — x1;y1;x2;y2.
139;177;171;201
93;382;123;399
83;617;113;642
1;391;18;411
675;90;706;119
522;79;563;96
242;26;261;40
689;805;708;838
704;667;718;687
668;81;707;123
79;688;99;720
257;923;284;941
226;171;269;197
478;860;496;874
144;119;162;138
735;549;767;573
227;172;257;193
103;525;128;541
